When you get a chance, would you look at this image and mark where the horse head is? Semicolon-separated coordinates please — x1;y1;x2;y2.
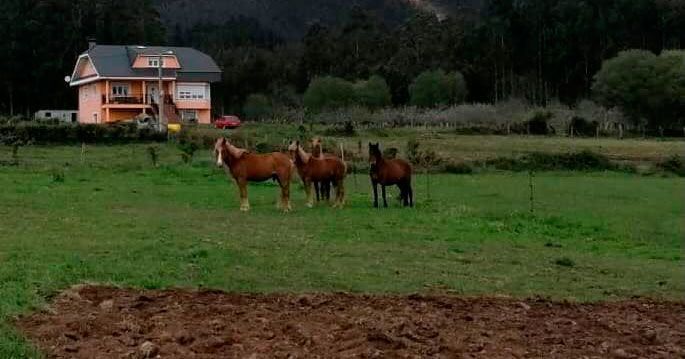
214;137;228;167
311;138;323;158
214;137;247;167
288;140;310;164
368;142;382;165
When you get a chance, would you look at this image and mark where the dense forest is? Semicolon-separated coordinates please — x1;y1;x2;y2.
0;0;683;126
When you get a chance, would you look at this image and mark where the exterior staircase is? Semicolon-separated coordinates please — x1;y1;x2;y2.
151;95;180;124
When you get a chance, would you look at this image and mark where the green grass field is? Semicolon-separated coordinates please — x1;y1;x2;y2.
1;141;683;357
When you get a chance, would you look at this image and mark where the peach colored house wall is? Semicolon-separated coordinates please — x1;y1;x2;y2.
109;109;142;122
197;110;211;124
132;55;181;69
175;100;211;110
78;82;103;123
78;58;97;78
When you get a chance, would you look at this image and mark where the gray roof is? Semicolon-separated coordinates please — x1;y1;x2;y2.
75;45;221;83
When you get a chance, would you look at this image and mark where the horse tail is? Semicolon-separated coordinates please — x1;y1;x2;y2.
339;142;348;174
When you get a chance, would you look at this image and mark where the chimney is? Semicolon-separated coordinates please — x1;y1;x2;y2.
87;37;97;51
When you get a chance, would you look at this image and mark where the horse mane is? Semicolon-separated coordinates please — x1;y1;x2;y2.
226;142;248;159
297;145;311;164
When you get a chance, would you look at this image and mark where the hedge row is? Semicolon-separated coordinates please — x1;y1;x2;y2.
0;123;166;145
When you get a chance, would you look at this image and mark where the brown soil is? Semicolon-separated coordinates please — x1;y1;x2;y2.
16;285;685;358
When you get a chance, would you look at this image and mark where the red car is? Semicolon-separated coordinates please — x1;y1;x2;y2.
214;115;241;129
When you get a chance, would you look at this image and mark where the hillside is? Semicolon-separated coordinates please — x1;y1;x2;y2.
153;0;483;40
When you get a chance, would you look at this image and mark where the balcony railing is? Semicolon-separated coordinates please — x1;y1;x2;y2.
102;95;145;105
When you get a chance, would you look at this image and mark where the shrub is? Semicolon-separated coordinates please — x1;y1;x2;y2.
323;121;356;136
406;139;420;164
568;116;598;137
304;76;356;112
50;168;65;183
146;146;159;167
383;147;398;159
0;122;164;145
486;151;619;172
444;162;473;174
243;93;273;120
526;111;553;135
657;155;685;176
554;257;575;267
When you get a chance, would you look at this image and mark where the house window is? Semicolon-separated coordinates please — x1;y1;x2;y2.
111;83;130;97
148;58;162;67
176;84;207;101
181;110;197;122
45;112;52;118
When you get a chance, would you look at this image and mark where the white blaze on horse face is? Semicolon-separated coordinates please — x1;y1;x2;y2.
216;151;223;167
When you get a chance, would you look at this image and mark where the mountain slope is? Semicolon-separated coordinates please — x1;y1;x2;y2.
154;0;483;40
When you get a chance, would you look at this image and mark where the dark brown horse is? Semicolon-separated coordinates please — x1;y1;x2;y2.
214;137;293;211
289;140;346;208
368;142;413;207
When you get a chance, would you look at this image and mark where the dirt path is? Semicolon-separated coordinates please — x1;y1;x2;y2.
16;285;685;358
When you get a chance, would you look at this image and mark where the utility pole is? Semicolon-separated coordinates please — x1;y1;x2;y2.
157;53;164;133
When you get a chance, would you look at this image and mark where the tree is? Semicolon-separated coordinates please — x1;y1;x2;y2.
242;93;272;120
409;69;468;107
354;75;392;109
303;76;355;112
592;49;685;129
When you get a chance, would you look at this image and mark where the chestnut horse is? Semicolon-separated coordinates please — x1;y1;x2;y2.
288;140;346;208
368;142;413;207
214;137;293;212
311;137;331;201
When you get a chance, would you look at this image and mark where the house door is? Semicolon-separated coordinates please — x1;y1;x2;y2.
147;84;159;104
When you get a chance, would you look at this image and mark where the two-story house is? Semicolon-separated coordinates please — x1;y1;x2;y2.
69;42;221;125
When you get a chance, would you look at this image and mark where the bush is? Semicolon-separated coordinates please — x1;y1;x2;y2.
323;121;356;136
568;116;598;137
304;76;356;112
383;147;398;159
657;155;685;176
0;122;165;145
526;111;553;135
486;151;620;172
243;93;273;120
444;162;473;174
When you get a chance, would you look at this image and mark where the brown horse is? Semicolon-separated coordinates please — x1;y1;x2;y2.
368;142;413;208
288;140;346;208
311;137;331;201
214;137;293;212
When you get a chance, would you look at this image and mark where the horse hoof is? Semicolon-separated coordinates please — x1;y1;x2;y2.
240;205;250;212
306;203;314;208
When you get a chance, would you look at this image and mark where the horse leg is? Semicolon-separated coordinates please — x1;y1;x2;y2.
305;179;314;208
314;182;321;202
398;183;407;206
325;180;331;201
333;179;345;208
237;179;250;211
280;179;291;212
372;180;379;208
382;185;388;208
407;182;413;207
